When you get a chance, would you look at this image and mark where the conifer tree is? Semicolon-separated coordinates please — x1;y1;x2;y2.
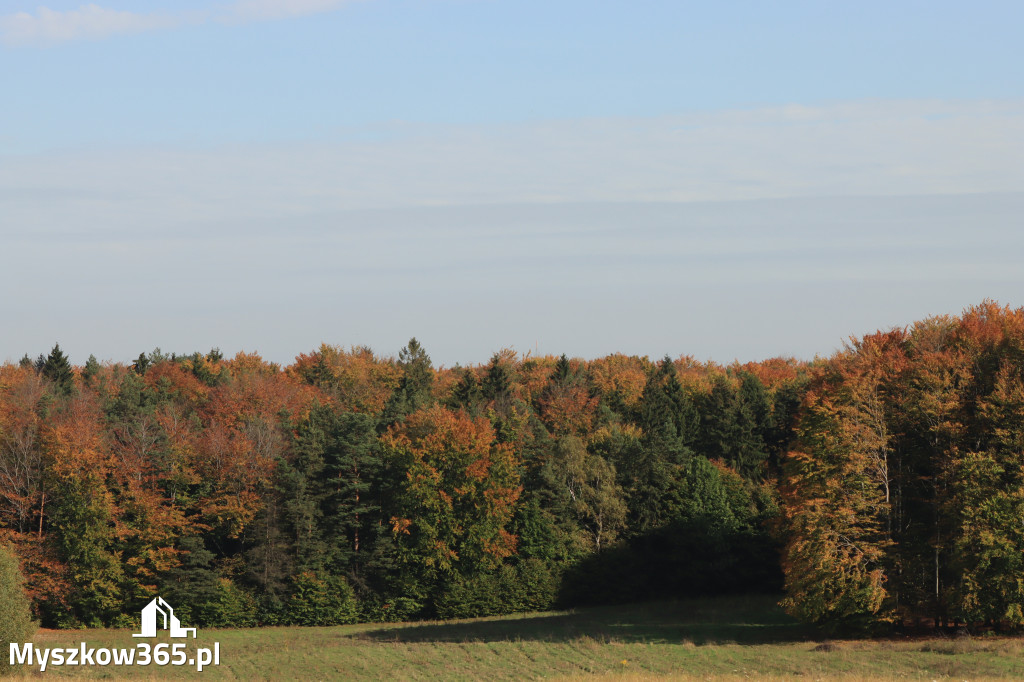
81;354;101;386
380;338;434;427
42;343;74;396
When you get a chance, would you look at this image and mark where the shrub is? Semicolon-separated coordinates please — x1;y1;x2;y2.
359;595;423;623
0;544;35;674
284;572;358;626
436;560;560;620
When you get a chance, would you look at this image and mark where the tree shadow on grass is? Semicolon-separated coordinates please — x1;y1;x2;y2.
356;594;818;645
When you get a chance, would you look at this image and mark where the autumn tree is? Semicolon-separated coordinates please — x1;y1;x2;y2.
381;406;521;608
45;393;126;626
0;366;48;536
780;343;901;632
537;355;598;437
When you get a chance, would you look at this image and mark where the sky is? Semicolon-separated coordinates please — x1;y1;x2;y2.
2;1;1022;367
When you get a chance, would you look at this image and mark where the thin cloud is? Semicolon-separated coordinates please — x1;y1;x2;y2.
0;1;355;47
0;4;178;46
2;99;1021;225
0;99;1021;367
222;0;354;23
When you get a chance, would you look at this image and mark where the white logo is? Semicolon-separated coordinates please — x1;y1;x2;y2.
133;597;197;639
11;596;219;673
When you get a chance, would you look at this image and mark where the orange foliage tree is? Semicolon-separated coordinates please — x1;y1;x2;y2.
382;406;522;588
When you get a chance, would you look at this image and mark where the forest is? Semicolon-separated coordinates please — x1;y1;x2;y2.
1;301;1022;634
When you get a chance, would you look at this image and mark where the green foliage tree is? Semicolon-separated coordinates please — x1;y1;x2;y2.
51;476;125;627
947;366;1024;626
542;436;627;553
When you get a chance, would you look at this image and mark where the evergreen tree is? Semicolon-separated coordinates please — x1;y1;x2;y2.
638;357;696;450
447;366;482;414
482;354;513;403
278;431;329;574
164;536;223;625
380;338;434;427
131;352;150;375
282;405;383;579
322;411;382;576
622;359;696;533
51;476;125;626
551;354;573;386
698;373;770;480
81;354;101;386
42;343;74;396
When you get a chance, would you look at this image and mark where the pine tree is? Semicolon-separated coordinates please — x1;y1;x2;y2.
132;352;150;375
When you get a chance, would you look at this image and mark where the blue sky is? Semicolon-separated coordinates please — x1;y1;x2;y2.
2;1;1022;366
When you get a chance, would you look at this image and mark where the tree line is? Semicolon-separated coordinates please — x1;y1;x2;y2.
0;301;1021;632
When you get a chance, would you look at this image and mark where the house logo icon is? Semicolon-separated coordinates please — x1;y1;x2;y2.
132;597;197;638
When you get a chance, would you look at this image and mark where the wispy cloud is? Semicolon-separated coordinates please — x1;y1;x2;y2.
223;0;354;23
0;4;179;46
2;99;1021;224
0;99;1021;366
0;1;356;47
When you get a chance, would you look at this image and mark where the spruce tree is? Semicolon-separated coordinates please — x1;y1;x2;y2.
82;354;101;386
482;354;513;402
551;354;573;386
380;338;434;427
41;343;74;396
448;366;482;414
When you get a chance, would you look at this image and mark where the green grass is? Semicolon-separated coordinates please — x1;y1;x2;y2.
10;595;1024;680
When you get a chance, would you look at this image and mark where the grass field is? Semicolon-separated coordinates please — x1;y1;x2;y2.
8;595;1024;680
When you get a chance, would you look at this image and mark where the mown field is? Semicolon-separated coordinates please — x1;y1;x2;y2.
9;595;1024;681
